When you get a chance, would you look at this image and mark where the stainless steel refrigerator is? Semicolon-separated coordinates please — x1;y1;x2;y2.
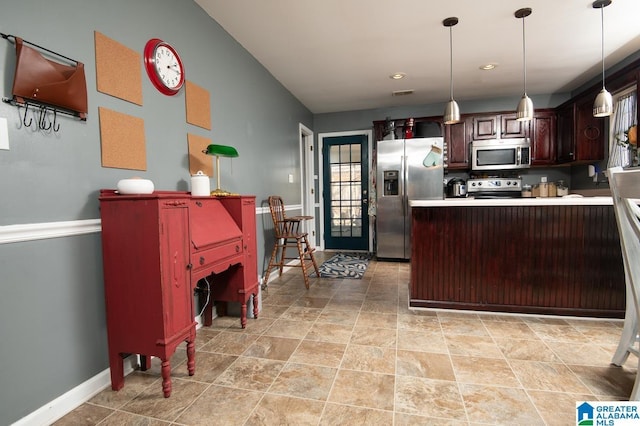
376;137;444;259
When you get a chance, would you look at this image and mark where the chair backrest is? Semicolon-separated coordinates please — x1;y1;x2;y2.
609;167;640;324
268;195;288;238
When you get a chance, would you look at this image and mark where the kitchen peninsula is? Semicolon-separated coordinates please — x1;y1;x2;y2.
409;196;625;318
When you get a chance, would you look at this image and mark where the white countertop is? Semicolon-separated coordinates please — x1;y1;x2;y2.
410;196;613;207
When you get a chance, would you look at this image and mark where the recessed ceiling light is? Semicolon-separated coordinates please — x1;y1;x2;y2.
390;72;406;80
480;64;497;70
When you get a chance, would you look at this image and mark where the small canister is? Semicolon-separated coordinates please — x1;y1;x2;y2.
190;171;211;196
522;184;532;198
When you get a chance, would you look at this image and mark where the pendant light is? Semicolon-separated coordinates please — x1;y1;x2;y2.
515;8;533;121
593;0;613;117
443;17;460;125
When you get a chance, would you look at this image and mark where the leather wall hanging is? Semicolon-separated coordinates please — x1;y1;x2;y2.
2;33;88;123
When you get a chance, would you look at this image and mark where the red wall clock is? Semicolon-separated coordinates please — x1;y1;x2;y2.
143;38;185;96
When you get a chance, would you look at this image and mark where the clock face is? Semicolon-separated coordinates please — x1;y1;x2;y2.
144;39;185;95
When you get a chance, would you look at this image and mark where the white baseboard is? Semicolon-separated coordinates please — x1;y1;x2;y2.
12;312;207;426
12;357;137;426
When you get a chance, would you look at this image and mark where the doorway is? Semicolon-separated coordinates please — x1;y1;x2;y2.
299;124;316;246
319;132;371;251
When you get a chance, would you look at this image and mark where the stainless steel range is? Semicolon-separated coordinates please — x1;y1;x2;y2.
466;177;522;198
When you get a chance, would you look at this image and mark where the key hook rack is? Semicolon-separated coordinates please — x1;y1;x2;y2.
1;33;88;132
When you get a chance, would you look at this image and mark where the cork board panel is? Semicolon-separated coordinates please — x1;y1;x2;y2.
99;107;146;170
187;133;213;176
95;31;143;105
185;80;211;129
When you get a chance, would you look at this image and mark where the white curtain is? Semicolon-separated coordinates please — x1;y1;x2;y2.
608;89;637;168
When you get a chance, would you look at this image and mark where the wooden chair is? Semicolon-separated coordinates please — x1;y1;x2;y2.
609;166;640;400
263;195;319;289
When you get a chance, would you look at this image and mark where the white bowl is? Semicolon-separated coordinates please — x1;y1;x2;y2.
117;178;154;194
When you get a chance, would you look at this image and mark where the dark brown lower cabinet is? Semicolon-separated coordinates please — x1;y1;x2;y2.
410;205;625;317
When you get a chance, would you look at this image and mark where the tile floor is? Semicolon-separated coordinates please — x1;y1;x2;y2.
55;253;637;425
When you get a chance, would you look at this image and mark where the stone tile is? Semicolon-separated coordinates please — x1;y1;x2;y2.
396;350;456;381
317;308;360;326
509;360;592;393
397;329;448;354
199;330;258;355
546;341;615;366
193;328;220;349
482;320;537;340
52;403;114;425
306;322;354;344
263;293;301;306
213;356;285;391
528;323;590;343
97;410;171;425
361;299;398;314
568;364;636;397
262;318;313;339
296;296;330;309
394;375;466;420
356;312;397;329
394;412;469;425
328;370;395;411
397;314;441;332
280;306;323;321
527;390;596;426
578;325;625;346
439;318;490;337
171;351;236;383
445;334;504;358
341;344;396;374
120;378;208;422
451;356;520;387
242;335;300;361
494;338;561;362
289;340;346;368
257;304;289;319
320;403;394;425
245;393;325;425
350;326;397;347
325;297;364;311
175;385;263;425
268;362;337;400
459;384;544;424
237;317;276;335
89;372;158;409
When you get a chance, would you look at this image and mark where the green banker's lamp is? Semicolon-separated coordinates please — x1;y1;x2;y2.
202;144;239;196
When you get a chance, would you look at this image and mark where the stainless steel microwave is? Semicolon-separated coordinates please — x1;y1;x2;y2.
471;138;531;171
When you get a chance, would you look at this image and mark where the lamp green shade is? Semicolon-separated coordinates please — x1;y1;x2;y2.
202;144;239;157
201;144;239;196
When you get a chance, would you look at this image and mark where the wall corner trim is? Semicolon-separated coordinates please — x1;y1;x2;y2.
0;219;102;245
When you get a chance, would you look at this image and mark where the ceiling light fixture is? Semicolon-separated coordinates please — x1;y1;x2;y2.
592;0;613;117
479;64;497;71
443;17;460;125
515;8;533;122
390;72;406;80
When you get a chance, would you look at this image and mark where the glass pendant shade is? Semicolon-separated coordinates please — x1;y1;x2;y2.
444;99;461;124
516;94;534;121
592;0;613;118
515;8;533;122
443;17;460;125
593;88;613;117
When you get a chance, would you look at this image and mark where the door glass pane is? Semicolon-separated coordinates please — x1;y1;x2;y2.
329;143;363;238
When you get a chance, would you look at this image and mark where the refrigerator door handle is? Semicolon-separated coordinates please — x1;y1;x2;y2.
402;155;408;217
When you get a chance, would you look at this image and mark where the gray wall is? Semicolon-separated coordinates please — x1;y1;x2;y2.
0;1;311;423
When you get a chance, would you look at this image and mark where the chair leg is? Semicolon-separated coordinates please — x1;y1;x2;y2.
304;234;320;276
264;241;281;286
296;238;310;289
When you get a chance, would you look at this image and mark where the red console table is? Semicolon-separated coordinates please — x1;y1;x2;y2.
99;191;259;397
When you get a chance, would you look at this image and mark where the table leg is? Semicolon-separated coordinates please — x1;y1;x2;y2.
161;359;172;398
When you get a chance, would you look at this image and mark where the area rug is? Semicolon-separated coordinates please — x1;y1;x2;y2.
311;252;371;279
